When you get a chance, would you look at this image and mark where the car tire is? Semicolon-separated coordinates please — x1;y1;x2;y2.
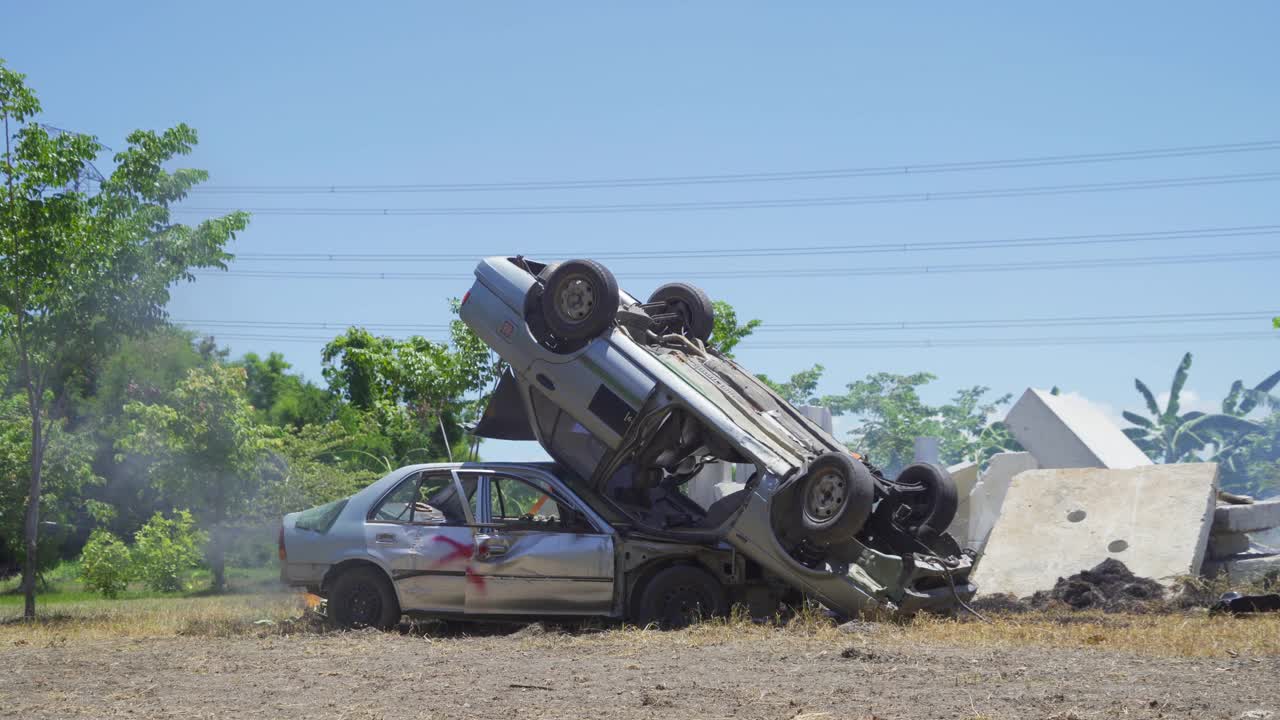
647;282;715;343
798;452;876;546
632;565;728;629
329;566;400;630
892;463;959;542
539;259;619;341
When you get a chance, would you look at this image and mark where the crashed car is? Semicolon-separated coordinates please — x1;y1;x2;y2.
280;257;975;628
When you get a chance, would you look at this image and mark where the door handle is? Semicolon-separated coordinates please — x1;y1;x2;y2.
479;536;509;558
375;533;397;544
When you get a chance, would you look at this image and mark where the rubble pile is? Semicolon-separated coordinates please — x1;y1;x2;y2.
1026;558;1166;613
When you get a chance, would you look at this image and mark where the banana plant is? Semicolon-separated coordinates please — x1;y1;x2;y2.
1122;353;1264;463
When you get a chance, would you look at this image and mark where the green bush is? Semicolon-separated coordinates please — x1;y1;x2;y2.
79;530;132;598
132;510;207;593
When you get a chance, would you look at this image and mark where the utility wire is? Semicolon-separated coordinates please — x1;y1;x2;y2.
191;140;1280;194
228;223;1280;263
171;310;1278;335
174;170;1280;217
188;330;1278;349
194;248;1280;281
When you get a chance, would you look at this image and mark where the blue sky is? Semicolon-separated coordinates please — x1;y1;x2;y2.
7;3;1279;461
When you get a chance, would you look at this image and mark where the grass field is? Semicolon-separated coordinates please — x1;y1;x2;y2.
0;561;283;606
4;588;1279;658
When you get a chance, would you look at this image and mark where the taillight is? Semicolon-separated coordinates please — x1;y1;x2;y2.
462;290;472;306
278;525;287;563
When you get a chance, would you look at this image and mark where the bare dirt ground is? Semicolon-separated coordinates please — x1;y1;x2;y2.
5;619;1279;720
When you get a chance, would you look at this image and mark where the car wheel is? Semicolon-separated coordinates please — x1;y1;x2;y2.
633;565;728;629
891;463;959;542
539;259;620;341
329;566;400;630
798;452;876;545
647;282;715;343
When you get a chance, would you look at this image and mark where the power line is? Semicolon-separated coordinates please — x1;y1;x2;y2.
747;331;1278;350
188;330;1278;349
194;248;1280;281
191;140;1280;194
174;170;1280;217
228;223;1280;263
172;310;1277;335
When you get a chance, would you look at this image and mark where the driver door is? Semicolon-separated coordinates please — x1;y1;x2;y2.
365;470;478;614
464;472;615;616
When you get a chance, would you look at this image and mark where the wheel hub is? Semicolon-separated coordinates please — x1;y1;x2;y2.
806;472;846;521
556;276;595;323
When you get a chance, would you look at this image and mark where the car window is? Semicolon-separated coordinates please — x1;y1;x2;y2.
488;475;593;533
530;388;609;481
371;472;474;525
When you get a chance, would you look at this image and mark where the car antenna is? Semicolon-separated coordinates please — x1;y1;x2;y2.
438;415;454;463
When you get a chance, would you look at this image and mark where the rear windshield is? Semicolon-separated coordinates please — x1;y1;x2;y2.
294;498;348;533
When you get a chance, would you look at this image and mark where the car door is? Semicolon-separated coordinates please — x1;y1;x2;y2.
365;470;478;614
464;471;615;616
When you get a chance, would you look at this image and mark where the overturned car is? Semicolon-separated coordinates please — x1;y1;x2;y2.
280;257;975;628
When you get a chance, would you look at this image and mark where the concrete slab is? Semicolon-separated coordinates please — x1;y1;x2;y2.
972;463;1219;597
1202;553;1280;584
796;405;834;434
1213;500;1280;534
945;461;979;547
967;452;1039;551
1004;388;1152;469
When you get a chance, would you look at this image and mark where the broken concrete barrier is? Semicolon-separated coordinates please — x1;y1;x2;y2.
971;463;1218;598
945;461;979;548
1207;532;1253;560
1004;388;1152;469
1203;553;1280;585
967;452;1039;552
1213;500;1280;535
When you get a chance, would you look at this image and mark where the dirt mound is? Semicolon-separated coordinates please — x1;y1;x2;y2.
1028;558;1167;613
970;559;1173;614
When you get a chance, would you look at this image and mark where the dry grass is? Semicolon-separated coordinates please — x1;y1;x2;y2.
0;593;302;645
4;593;1280;659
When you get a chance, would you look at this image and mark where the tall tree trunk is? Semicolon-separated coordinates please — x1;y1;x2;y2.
21;402;43;620
210;525;226;593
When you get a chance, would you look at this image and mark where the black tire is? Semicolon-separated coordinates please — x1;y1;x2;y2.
539;259;619;341
647;282;715;343
329;566;400;630
891;463;959;541
632;565;728;629
798;452;876;545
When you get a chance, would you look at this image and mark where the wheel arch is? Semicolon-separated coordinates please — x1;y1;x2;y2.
321;557;399;604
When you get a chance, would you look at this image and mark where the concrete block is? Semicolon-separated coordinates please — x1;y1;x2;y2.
1202;553;1280;585
1207;532;1252;560
913;437;940;464
945;461;979;547
796;405;834;434
1213;500;1280;534
686;462;733;509
967;452;1039;551
972;463;1219;597
1004;388;1152;469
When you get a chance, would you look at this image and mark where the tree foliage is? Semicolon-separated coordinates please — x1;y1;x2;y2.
119;365;266;590
709;300;761;358
0;59;247;616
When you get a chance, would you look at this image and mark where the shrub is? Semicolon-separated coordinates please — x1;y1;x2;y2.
132;510;207;593
79;530;132;598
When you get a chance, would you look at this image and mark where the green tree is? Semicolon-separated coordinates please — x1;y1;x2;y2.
239;351;336;429
321;303;498;465
758;364;825;405
821;371;1011;476
79;529;132;598
0;61;247;616
709;300;761;357
120;366;266;591
1121;353;1261;464
131;510;206;593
